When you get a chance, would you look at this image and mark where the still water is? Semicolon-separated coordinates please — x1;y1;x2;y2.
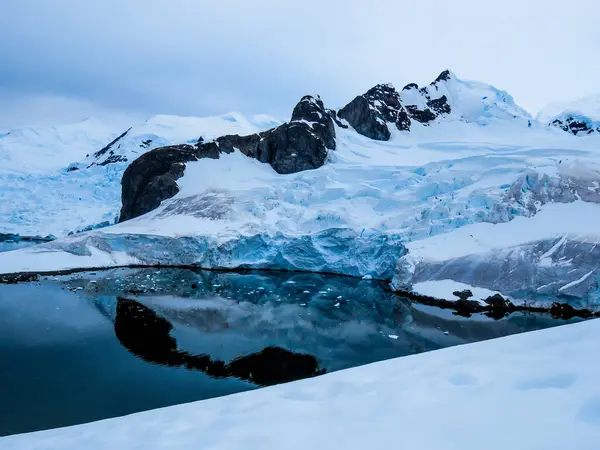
0;268;577;436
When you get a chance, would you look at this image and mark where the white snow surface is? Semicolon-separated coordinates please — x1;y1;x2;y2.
3;318;600;449
3;113;600;290
406;201;600;263
538;93;600;123
402;71;532;126
3;76;600;302
0;113;279;237
412;280;502;304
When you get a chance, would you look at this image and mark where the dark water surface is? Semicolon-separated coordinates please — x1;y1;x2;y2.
0;268;579;436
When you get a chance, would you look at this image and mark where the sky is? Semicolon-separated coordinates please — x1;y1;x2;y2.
1;0;599;130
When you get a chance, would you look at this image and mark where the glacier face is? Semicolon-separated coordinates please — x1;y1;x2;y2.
2;72;600;308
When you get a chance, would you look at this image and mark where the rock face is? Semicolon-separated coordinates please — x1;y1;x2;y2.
338;83;400;141
337;71;454;140
88;128;132;167
120;95;335;222
550;114;600;136
119;144;198;222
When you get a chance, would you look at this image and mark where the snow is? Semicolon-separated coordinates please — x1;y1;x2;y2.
412;280;502;304
0;118;116;174
0;113;279;237
3;112;600;299
538;93;600;123
401;71;532;126
3;318;600;449
406;201;600;263
2;74;600;304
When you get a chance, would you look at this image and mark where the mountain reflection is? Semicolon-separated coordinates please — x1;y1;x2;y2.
114;297;325;386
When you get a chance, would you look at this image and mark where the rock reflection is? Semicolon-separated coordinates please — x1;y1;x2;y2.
114;297;325;386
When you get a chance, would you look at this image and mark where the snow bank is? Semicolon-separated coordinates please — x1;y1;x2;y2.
3;319;599;449
411;280;503;304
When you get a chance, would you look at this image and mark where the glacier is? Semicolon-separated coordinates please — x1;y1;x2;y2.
2;72;600;309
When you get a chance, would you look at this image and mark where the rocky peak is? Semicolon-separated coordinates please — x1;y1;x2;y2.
338;72;455;140
120;95;335;222
337;83;402;141
434;69;452;83
550;114;600;136
290;95;336;150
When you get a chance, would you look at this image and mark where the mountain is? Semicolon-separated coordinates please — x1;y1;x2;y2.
0;118;117;174
0;113;280;237
538;94;600;135
2;71;600;309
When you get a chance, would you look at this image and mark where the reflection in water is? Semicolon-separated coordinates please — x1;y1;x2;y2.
0;268;580;437
115;297;325;386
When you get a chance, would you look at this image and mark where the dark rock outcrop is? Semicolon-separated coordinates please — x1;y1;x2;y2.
550;115;599;136
402;83;419;91
453;289;473;301
291;95;336;150
435;70;452;83
405;105;437;124
396;107;411;131
427;95;451;115
338;83;401;141
338;71;454;139
119;144;198;222
89;127;132;167
119;95;334;222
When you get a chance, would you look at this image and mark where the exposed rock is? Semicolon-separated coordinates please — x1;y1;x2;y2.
452;289;473;300
484;293;515;311
120;96;334;221
257;122;329;174
550;302;574;319
550;115;599;136
119;144;198;222
98;154;128;166
90;127;132;167
405;105;436;124
0;273;40;284
453;299;482;317
396;107;412;131
427;95;451;115
435;69;452;83
402;83;419;91
338;83;401;141
291;95;336;150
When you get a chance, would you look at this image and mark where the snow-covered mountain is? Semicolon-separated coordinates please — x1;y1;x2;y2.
538;93;600;135
0;118;117;174
0;113;280;237
2;71;600;309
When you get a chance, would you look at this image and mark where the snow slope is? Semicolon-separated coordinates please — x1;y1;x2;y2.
538;93;600;123
0;113;279;237
3;119;600;297
401;70;532;126
2;74;600;305
0;118;116;174
3;318;599;449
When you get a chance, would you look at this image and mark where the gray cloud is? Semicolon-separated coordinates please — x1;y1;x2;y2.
1;0;599;129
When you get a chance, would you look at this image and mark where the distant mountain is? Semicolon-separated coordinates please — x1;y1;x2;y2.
538;94;600;135
4;71;600;309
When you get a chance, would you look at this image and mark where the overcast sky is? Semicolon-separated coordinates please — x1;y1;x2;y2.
1;0;598;130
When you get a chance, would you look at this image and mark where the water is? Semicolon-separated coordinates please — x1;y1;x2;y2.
0;241;39;252
0;268;578;436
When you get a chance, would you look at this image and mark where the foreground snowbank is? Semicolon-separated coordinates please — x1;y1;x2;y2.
3;319;599;449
